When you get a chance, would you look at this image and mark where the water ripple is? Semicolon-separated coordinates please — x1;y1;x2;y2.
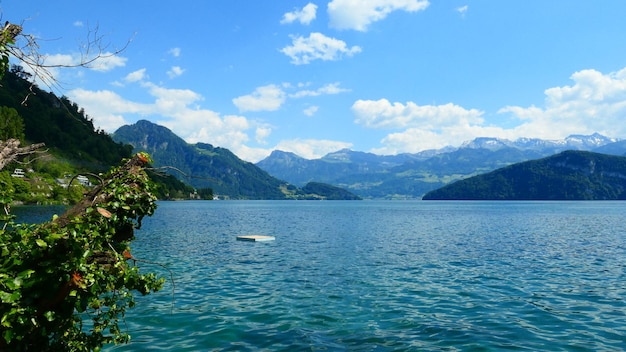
104;201;626;351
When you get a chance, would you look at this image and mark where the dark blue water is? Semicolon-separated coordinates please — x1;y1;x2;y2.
23;201;626;351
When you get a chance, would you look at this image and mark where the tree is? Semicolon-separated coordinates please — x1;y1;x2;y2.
1;154;164;351
0;106;25;141
0;138;44;171
0;18;164;351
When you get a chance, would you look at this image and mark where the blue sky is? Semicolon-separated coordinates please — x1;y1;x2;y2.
3;1;626;162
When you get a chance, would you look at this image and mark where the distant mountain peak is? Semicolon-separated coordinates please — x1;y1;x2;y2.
564;133;617;148
269;149;302;158
458;133;617;152
460;137;511;150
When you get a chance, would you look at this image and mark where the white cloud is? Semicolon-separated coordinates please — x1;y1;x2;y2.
142;82;204;115
280;32;362;65
41;52;127;74
274;139;353;160
73;21;84;27
372;124;510;155
255;126;272;144
352;99;484;129
498;67;626;138
67;88;149;131
361;66;626;155
456;5;468;17
232;84;286;112
328;0;430;31
167;66;185;78
69;81;274;162
351;99;504;154
124;68;147;83
290;82;350;98
281;3;318;25
168;47;181;57
86;53;128;72
303;106;319;116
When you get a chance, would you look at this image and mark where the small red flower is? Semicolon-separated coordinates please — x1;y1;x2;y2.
70;272;85;289
137;153;149;165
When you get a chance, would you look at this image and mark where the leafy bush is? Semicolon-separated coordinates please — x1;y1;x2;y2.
0;154;163;351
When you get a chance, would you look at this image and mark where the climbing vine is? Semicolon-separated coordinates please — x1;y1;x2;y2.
0;153;164;351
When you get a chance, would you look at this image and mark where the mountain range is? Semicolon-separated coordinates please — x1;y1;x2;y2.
257;134;625;199
113;118;626;200
112;120;361;200
5;66;626;201
423;150;626;200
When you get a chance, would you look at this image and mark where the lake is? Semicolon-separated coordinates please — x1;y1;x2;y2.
19;201;626;350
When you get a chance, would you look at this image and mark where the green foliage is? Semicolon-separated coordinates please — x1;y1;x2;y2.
146;169;196;200
300;182;362;200
0;155;163;351
113;120;288;199
0;27;16;79
0;70;133;170
423;151;626;200
196;187;214;200
0;106;25;141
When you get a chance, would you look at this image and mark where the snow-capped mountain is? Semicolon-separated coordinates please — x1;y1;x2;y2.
459;133;617;152
257;133;624;199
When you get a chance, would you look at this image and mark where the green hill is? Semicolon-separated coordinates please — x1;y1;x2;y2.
300;182;362;200
422;150;626;200
113;120;292;199
0;68;193;202
0;68;133;170
113;120;362;200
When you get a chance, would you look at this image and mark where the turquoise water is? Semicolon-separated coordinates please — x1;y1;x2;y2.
30;201;626;351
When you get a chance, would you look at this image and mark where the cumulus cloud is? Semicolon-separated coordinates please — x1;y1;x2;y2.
290;82;350;98
328;0;430;31
303;105;319;116
168;47;181;57
67;88;150;131
498;67;626;138
372;124;510;155
88;54;128;72
281;3;318;25
456;5;468;17
352;99;484;129
274;139;353;160
232;84;287;112
360;67;626;155
68;81;274;162
351;99;507;154
167;66;185;78
280;32;362;65
124;68;147;83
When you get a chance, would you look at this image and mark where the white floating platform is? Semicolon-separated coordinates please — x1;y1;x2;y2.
236;235;276;242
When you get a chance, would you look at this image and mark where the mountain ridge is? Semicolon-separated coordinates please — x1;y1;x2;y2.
112;120;362;200
256;133;624;199
422;150;626;200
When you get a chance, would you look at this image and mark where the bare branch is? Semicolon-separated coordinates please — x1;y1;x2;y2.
148;165;218;182
3;21;132;102
0;139;45;171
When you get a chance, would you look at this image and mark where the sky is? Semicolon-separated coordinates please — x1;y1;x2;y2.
3;1;626;162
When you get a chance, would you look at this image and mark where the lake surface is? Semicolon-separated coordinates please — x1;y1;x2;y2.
21;201;626;351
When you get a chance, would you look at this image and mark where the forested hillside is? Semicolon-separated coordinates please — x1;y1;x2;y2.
423;150;626;200
113;120;362;200
0;67;196;201
113;120;293;199
257;135;624;199
0;67;133;169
